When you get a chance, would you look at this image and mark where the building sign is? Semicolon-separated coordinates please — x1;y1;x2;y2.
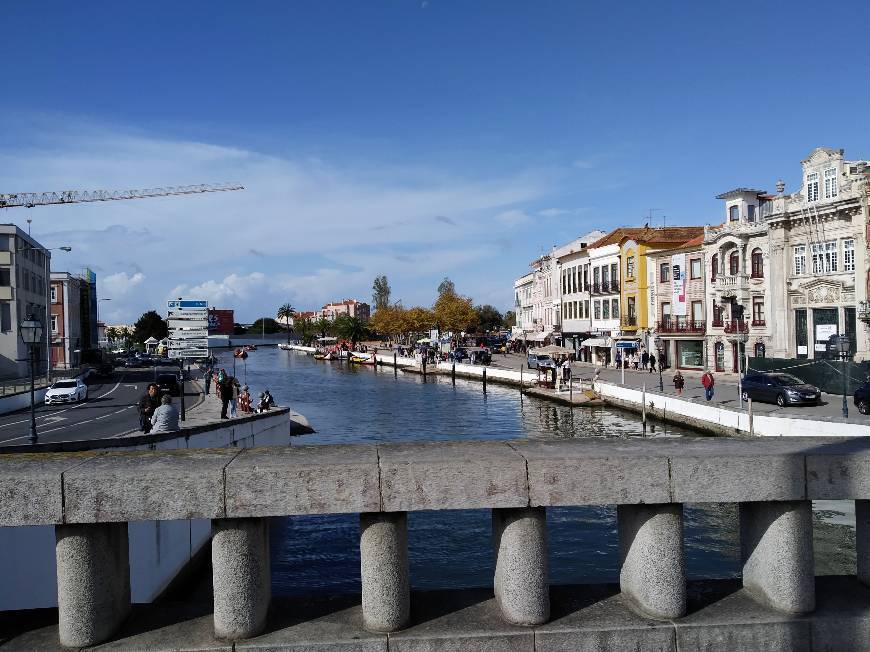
208;308;235;335
167;299;209;359
671;253;686;316
815;324;837;341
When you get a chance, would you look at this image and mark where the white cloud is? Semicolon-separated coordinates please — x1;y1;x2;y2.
102;272;145;296
494;209;532;226
538;208;568;217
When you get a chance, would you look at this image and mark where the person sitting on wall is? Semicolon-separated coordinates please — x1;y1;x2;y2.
150;394;180;433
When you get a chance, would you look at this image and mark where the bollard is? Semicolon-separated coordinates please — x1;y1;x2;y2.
393;352;397;377
422;356;427;380
618;504;685;620
492;507;549;625
55;522;131;648
641;383;647;432
748;398;754;436
212;518;271;639
483;367;487;393
452;361;456;385
360;512;410;632
569;377;573;403
740;501;814;613
520;365;523;388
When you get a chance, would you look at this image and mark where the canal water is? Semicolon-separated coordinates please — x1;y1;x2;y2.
218;344;854;597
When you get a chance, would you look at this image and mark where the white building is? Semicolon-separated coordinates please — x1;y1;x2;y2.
513;272;534;336
553;230;606;358
583;238;622;365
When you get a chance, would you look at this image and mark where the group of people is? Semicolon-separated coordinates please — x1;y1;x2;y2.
672;369;716;401
137;383;179;434
203;364;275;419
614;349;658;372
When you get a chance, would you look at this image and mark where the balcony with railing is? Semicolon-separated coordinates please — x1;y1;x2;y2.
656;319;706;334
714;275;749;292
859;301;870;322
712;317;724;327
751;319;766;328
610;280;620;293
601;281;610;294
591;283;601;295
621;315;637;329
723;319;749;334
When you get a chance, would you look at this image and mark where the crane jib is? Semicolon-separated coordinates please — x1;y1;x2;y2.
0;183;244;208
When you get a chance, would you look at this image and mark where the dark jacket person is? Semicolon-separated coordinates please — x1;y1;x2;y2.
138;383;160;433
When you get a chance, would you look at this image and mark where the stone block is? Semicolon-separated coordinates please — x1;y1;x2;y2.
618;503;685;620
537;584;676;652
212;518;271;640
807;439;870;499
740;500;815;613
512;440;670;506
225;444;380;517
492;507;549;626
858;499;870;586
811;575;870;652
0;452;97;526
63;448;239;523
360;512;409;632
379;441;528;511
55;521;130;648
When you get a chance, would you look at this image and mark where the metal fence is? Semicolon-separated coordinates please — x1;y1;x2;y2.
747;356;870;395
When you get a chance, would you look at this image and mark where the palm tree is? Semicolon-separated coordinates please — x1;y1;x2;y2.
312;317;332;339
297;318;316;346
277;303;295;342
335;315;368;346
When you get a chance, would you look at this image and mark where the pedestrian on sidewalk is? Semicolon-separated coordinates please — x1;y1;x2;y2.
230;376;240;417
641;350;649;371
203;362;213;395
138;383;160;433
649;353;657;373
561;357;571;383
702;371;715;401
217;369;232;420
150;394;180;433
615;351;622;369
673;370;685;395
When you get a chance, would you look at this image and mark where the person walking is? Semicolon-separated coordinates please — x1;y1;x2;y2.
150;394;180;433
615;351;622;369
673;370;685;395
217;369;232;420
230;376;240;417
138;383;160;433
203;361;213;395
641;350;649;371
649;352;657;373
702;371;715;401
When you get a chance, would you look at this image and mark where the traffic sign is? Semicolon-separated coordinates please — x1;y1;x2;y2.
168;298;209;359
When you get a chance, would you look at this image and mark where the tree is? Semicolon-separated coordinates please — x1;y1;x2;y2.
132;310;168;343
106;326;119;344
249;317;282;334
369;305;405;342
504;310;517;328
372;275;391;310
437;277;455;297
474;304;503;333
433;292;477;333
335;315;368;345
405;306;434;334
276;303;295;342
312;317;332;338
296;318;317;345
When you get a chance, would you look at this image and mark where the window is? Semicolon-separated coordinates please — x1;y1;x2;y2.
806;172;819;202
752;299;765;325
0;235;9;251
593;267;600;287
754;343;766;358
594;300;601;320
51;315;58;333
751;248;763;278
611;298;618;317
691;300;703;323
602;300;610;319
627;296;636;320
690;258;701;280
824;168;838;199
571;268;577;294
0;269;9;287
794;245;806;275
729;205;739;221
0;302;9;331
661;302;671;323
660;263;670;282
23;272;30;292
844;239;855;272
811;241;838;273
583;266;589;291
711;253;718;281
626;256;635;278
574;301;579;318
610;263;618;286
747;204;756;222
729;251;739;275
584;300;589;318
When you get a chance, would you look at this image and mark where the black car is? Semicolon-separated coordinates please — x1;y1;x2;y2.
854;381;870;415
741;372;821;407
155;372;181;397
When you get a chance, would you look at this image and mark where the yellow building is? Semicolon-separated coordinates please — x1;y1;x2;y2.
592;227;704;347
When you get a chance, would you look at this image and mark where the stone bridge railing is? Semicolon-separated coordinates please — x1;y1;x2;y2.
1;436;869;648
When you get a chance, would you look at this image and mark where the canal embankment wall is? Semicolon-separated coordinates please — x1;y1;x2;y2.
0;407;311;611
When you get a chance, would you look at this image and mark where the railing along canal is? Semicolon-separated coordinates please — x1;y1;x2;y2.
1;437;869;647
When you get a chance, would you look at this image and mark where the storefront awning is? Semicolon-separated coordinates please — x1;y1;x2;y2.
528;332;549;342
581;337;611;348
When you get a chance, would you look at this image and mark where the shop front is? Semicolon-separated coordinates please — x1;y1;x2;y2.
580;335;612;366
675;339;705;370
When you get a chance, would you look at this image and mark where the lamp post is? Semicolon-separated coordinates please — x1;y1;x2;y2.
732;331;748;409
19;315;43;444
654;335;664;392
836;334;851;419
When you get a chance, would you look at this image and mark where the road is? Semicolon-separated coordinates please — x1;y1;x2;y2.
0;367;200;447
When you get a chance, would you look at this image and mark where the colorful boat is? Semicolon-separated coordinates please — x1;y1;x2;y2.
233;348;248;359
349;353;375;365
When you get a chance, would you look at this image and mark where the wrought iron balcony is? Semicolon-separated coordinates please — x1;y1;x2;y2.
610;280;620;292
712;317;724;327
751;319;766;327
723;319;749;334
591;283;601;294
601;281;610;294
656;319;706;334
621;316;637;329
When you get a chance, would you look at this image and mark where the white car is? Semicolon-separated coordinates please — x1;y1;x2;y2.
45;379;88;405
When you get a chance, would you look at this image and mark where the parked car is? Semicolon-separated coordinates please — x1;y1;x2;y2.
123;356;145;368
93;360;114;377
465;347;492;365
854;380;870;415
527;352;555;369
45;378;88;405
154;357;178;367
741;372;821;407
155;372;181;397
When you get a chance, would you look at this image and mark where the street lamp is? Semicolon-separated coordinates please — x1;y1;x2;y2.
19;315;44;444
654;335;664;392
836;334;851;419
731;331;749;409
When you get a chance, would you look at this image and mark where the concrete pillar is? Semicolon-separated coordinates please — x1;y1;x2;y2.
857;500;870;586
492;507;549;626
212;518;271;640
618;504;686;620
740;501;815;613
55;522;130;648
360;512;410;632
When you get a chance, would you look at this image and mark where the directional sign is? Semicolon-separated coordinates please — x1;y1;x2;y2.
167;300;208;310
168;299;209;359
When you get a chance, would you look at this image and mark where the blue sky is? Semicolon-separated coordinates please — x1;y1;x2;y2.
2;1;869;323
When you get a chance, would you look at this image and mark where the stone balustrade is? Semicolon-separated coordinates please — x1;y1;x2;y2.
1;436;870;648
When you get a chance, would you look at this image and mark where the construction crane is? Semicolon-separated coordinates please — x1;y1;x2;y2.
0;183;244;209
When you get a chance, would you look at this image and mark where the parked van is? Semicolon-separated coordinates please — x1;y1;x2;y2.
527;352;554;369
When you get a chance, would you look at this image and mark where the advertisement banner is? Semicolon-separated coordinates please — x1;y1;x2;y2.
671;253;686;316
208;309;235;335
